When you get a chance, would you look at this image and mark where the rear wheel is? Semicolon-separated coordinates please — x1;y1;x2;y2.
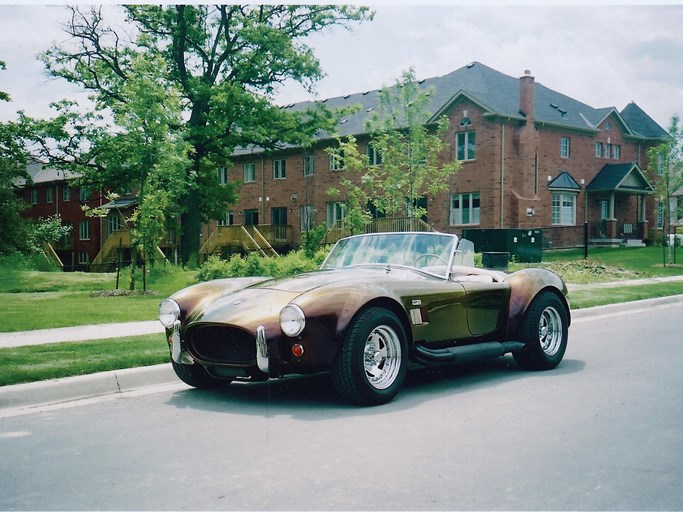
332;308;408;405
171;360;231;389
513;292;568;370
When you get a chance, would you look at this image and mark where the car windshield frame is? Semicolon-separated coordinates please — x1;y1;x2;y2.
321;232;462;280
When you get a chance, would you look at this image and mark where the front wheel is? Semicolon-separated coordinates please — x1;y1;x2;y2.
171;360;231;389
332;308;408;406
513;292;568;371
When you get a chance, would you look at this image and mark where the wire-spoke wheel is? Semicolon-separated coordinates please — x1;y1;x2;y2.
513;292;568;371
333;308;408;405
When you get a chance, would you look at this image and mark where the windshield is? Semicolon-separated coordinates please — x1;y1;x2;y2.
322;232;459;279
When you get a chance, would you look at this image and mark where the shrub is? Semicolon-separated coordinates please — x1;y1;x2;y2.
196;249;327;282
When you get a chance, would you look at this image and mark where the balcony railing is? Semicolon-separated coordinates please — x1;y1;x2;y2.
325;217;435;245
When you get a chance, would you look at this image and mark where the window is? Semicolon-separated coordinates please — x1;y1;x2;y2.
326;201;346;228
560;137;570;158
63;187;71;202
78;251;90;265
217;211;233;227
330;150;345;171
551;193;576;225
367;144;382;166
657;153;665;175
30;189;38;205
46;187;53;203
273;159;286;180
57;224;72;248
244;163;256;183
450;192;480;226
271;207;287;226
612;144;621;159
300;205;314;232
79;220;90;240
604;144;611;159
304;153;315;177
217;167;228;185
243;209;259;226
107;215;123;235
80;187;89;202
456;131;476;161
595;142;603;158
657;201;665;229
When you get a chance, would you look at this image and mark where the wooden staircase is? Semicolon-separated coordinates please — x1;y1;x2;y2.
199;225;286;261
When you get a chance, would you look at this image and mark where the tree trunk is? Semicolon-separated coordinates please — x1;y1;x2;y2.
180;187;202;268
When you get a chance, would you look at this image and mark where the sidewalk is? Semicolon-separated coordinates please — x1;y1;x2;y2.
0;320;164;349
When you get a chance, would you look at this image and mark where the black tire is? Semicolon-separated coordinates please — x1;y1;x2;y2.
171;360;231;389
332;308;408;406
513;291;568;371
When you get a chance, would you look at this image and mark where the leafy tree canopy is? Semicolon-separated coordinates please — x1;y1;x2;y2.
328;68;460;234
33;5;373;266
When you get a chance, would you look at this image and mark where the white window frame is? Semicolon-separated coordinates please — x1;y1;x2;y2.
63;187;71;202
78;251;90;265
30;189;38;205
217;167;228;185
450;192;480;226
595;142;603;158
367;144;382;166
326;201;346;228
612;144;621;159
79;220;90;240
107;215;122;235
273;159;286;180
303;153;315;177
217;211;233;227
46;187;53;203
329;150;345;171
551;192;577;226
560;137;571;159
244;163;256;183
456;131;476;161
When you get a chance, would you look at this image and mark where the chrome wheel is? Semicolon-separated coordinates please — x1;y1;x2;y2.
513;292;568;371
363;325;402;390
539;306;563;357
333;308;408;405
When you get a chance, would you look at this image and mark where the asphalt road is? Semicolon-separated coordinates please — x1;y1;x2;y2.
1;300;682;511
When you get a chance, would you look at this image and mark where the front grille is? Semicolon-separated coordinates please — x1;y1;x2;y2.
185;325;256;364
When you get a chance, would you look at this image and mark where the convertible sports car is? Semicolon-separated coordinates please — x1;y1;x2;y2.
159;232;570;405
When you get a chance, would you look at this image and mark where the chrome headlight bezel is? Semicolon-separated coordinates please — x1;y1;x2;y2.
279;304;306;337
158;299;181;329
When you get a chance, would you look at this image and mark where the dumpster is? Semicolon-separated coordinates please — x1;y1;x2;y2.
462;229;542;263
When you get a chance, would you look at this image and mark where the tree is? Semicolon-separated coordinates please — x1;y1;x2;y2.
38;5;373;266
647;115;683;265
328;68;460;233
0;60;32;255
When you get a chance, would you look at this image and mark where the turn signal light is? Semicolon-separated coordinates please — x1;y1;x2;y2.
291;344;304;357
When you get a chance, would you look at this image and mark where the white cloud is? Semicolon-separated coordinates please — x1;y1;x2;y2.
1;4;681;128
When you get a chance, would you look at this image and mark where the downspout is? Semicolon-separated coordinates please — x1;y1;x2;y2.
500;122;505;228
260;153;265;223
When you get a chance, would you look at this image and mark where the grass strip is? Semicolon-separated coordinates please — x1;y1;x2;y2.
569;282;683;309
0;334;168;387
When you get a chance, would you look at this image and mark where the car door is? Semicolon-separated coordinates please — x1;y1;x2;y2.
461;281;510;336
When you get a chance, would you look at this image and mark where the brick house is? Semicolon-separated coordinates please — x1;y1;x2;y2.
202;61;668;257
18;160;136;271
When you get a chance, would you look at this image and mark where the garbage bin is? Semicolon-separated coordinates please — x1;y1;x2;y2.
482;252;509;270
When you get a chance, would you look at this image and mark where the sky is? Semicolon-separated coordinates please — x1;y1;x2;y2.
1;2;682;129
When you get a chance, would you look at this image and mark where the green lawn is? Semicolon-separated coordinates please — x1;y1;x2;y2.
0;334;167;386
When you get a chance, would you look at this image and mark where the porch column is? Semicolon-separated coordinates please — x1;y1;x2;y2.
638;194;649;239
606;192;618;238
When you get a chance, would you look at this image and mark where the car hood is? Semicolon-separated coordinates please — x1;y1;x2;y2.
190;267;422;328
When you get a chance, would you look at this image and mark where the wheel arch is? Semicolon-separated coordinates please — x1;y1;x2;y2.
343;296;414;348
506;269;571;336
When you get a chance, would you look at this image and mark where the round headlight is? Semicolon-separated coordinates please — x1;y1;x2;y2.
280;304;306;337
159;299;180;328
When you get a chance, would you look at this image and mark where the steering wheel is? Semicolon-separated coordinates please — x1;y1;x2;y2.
415;253;449;267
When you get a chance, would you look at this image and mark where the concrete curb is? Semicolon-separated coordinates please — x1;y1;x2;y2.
0;363;175;413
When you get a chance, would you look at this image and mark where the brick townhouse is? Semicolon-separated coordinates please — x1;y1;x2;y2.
203;61;668;257
19;61;669;268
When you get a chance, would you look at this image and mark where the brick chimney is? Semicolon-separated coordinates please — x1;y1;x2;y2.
519;69;535;122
